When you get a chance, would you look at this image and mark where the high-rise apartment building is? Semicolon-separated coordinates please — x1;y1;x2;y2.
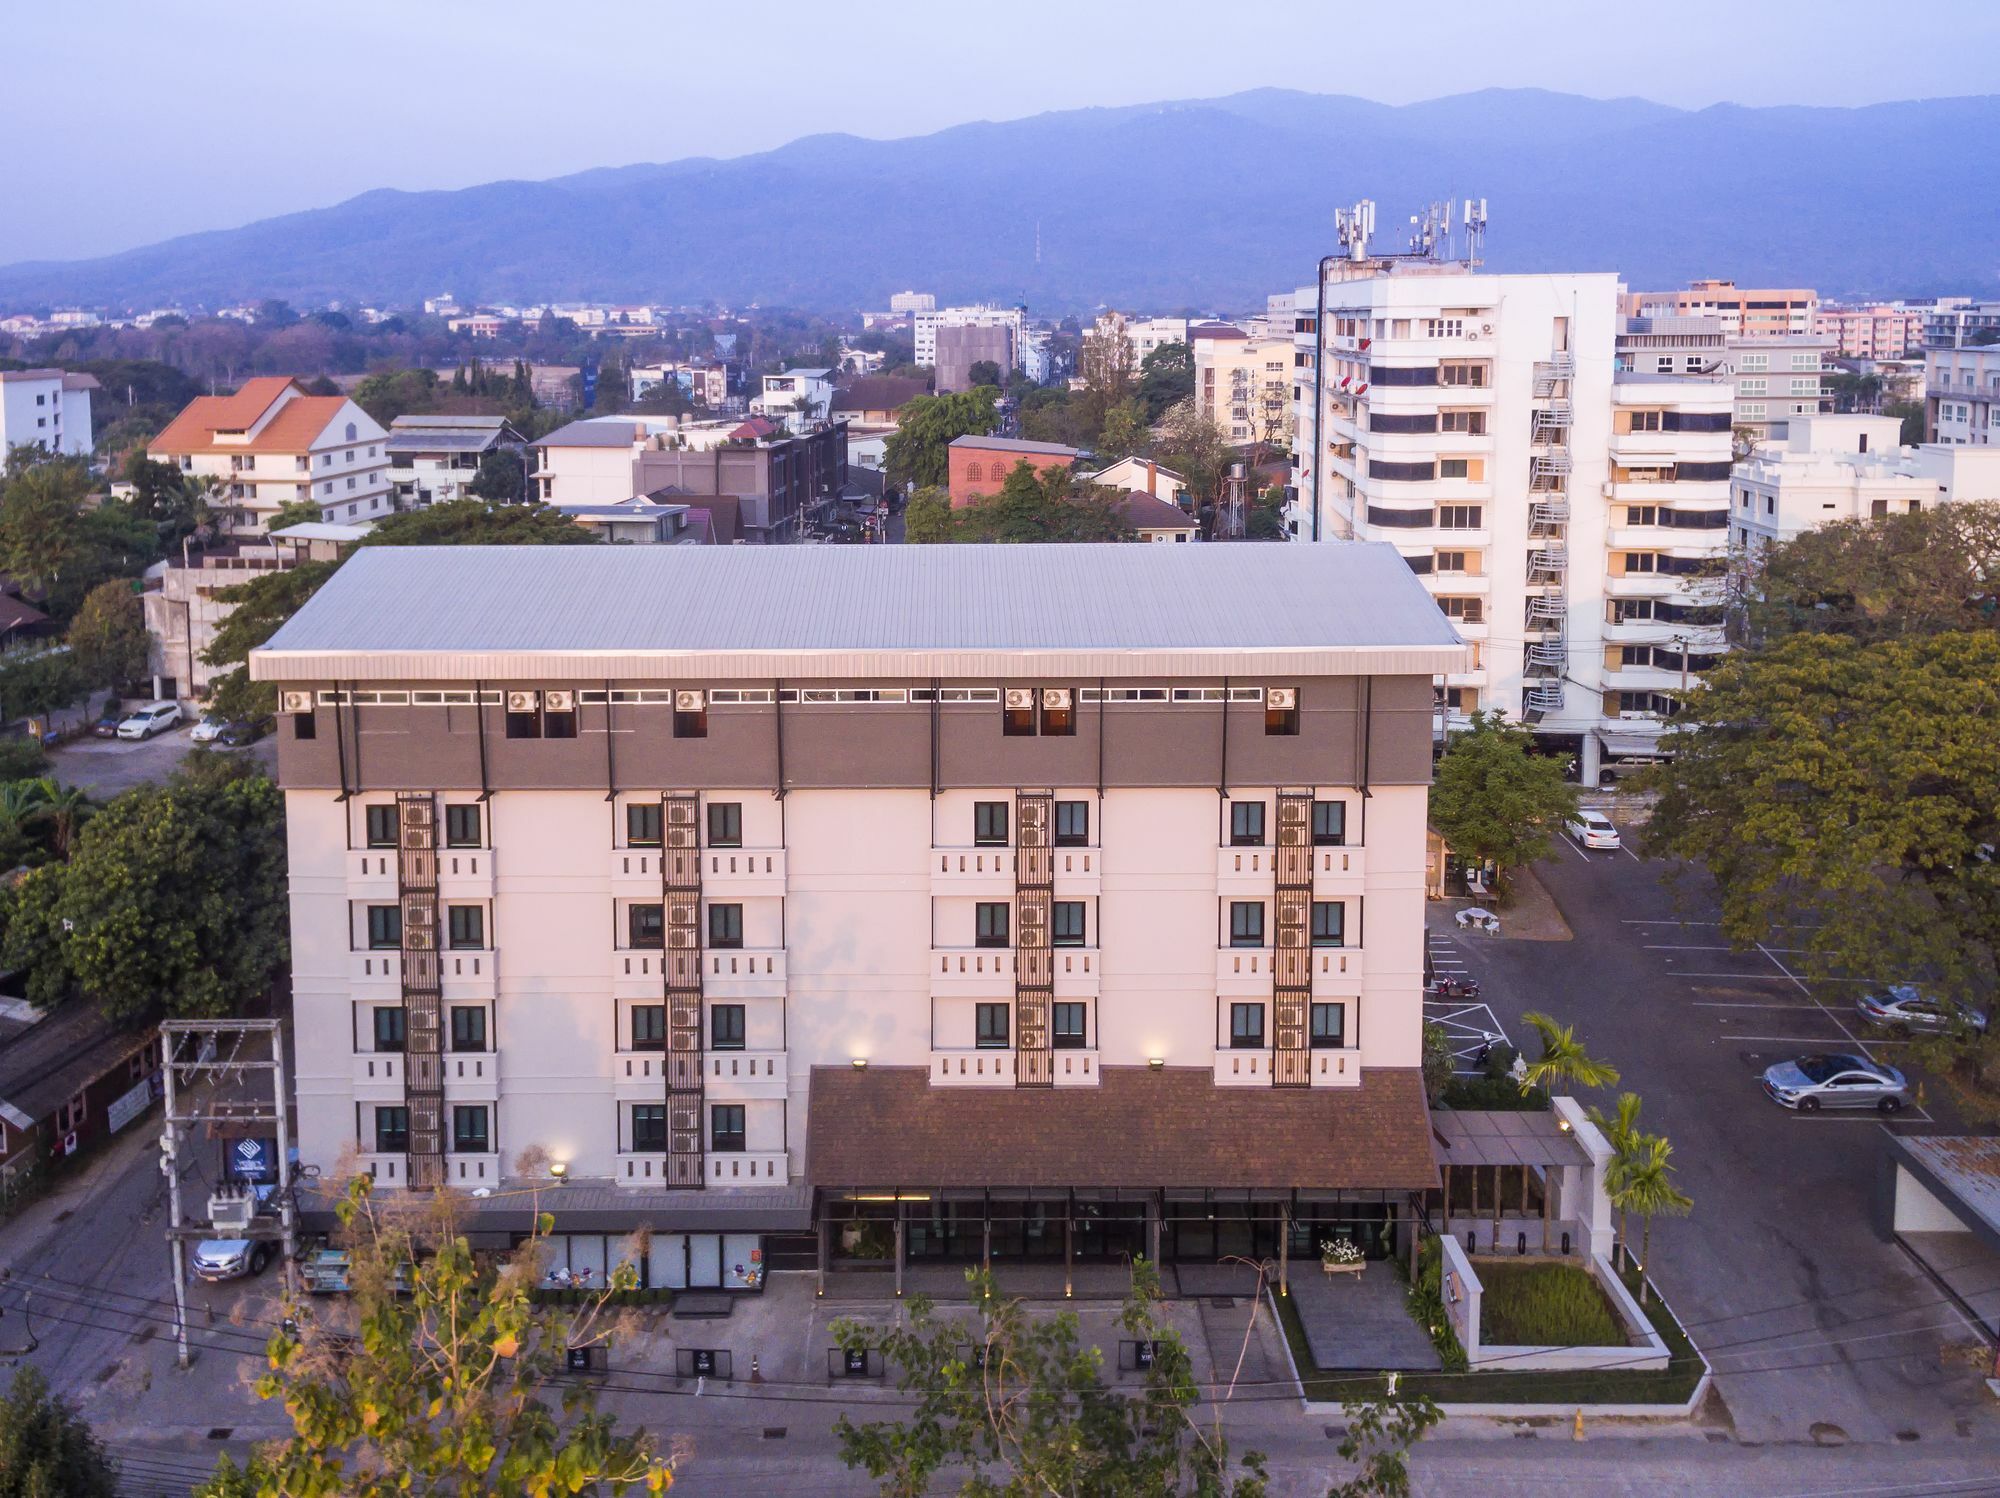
1621;280;1819;339
1294;257;1734;783
914;306;1025;368
1923;300;2000;350
888;291;936;315
1927;346;2000;445
1813;304;1929;361
254;544;1459;1286
1195;328;1295;447
0;368;95;465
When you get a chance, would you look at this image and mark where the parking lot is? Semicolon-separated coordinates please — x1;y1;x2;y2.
46;721;277;797
1442;842;1997;1448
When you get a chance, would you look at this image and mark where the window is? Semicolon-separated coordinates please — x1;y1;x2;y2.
372;1006;406;1052
628;904;665;949
976;1003;1010;1048
976;902;1011;948
1623;553;1656;574
452;1105;490;1153
1627;410;1663;432
1041;694;1075;736
1230;802;1266;846
1434;550;1468;574
293;711;316;741
1738;378;1768;396
1368;459;1435;482
1440;409;1486;434
706;802;742;848
1311;902;1346;947
706;903;743;949
1053;1002;1087;1049
1003;699;1035;735
447;905;485;950
973;801;1009;846
374;1106;409;1154
1438;458;1470;480
1054;801;1089;846
1053;901;1086;946
543;703;576;739
1265;691;1299;736
365;805;399;848
711;1104;746;1153
346;476;356;491
674;704;707;738
445;804;481;848
1230;902;1265;947
1625;504;1658;527
1439;361;1488;387
710;1004;746;1051
1438;597;1483;624
631;1004;666;1051
450;1006;487;1052
631;1104;667;1152
1311;1003;1346;1049
627;803;662;847
1230;1002;1266;1049
367;905;402;949
1739;353;1769;373
504;703;541;738
1438;504;1482;529
1312;801;1345;846
966;462;984;481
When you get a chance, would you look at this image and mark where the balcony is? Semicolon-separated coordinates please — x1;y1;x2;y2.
1216;844;1279;894
931;1047;1017;1086
1051;846;1101;896
1606;572;1726;602
1051;947;1101;997
701;948;786;999
442;1051;499;1098
612;1049;673;1097
703;1049;787;1100
931;947;1015;996
1608;524;1728;550
1208;1045;1359;1088
349;948;497;1000
347;849;398;898
699;848;786;898
930;848;1017;897
1310;846;1366;897
1215;947;1364;996
1214;1048;1279;1087
353;1051;406;1093
705;1150;789;1186
1605;477;1731;505
436;848;495;900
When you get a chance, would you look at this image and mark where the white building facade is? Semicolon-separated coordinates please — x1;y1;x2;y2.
0;369;95;465
914;306;1025;369
1928;346;2000;445
254;544;1457;1284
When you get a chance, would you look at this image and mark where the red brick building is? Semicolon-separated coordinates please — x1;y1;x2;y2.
946;435;1081;507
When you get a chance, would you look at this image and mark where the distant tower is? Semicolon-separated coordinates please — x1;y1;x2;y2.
1035;219;1042;266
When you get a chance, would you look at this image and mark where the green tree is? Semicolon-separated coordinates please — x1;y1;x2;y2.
1885;399;1926;446
467;447;527;504
956;463;1130;544
1421;1022;1455;1105
196;1176;676;1497
351;367;441;428
1328;1381;1443;1498
1611;1135;1692;1303
0;1366;118;1498
1095;398;1151;461
901;487;956;544
1;758;287;1021
1154;398;1231;505
0;457;92;600
832;1260;1264;1498
1517;1011;1621;1097
1585;1092;1646;1268
121;452;210;545
884;389;999;491
1644;631;2000;1117
967;359;1003;390
266;497;326;531
1427;711;1578;887
0;650;86;723
1244;484;1289;541
1135;340;1194;422
65;579;148;689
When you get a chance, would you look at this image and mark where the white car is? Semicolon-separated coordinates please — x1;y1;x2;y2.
189;714;228;744
1566;810;1622;850
116;701;182;740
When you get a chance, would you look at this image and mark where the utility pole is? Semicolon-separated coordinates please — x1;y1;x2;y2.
1673;632;1690;697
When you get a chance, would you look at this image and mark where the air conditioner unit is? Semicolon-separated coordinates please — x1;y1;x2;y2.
676;690;705;712
543;690;574;712
1004;688;1035;711
279;690;314;715
1041;688;1071;711
1267;687;1298;710
506;690;539;713
1465;331;1479;341
1481;323;1494;335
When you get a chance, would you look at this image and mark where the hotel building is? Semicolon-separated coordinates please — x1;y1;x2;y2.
255;545;1459;1287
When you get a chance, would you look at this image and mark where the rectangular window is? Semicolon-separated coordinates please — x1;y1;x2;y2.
1265;692;1300;735
1053;1002;1087;1049
628;903;665;949
1311;902;1346;947
543;705;576;739
706;903;743;949
450;1006;487;1052
973;801;1009;846
1052;901;1086;946
1312;801;1346;846
631;1104;667;1152
447;905;485;950
374;1106;409;1154
711;1104;746;1153
367;905;402;949
1054;801;1089;846
444;804;481;848
627;803;662;847
1434;550;1468;574
1438;458;1469;480
1438;596;1483;624
706;802;742;848
673;704;708;738
631;1004;666;1051
1440;410;1486;434
372;1006;406;1053
504;706;541;738
1041;698;1075;736
1627;410;1663;432
976;1003;1011;1048
1624;553;1656;573
452;1105;490;1153
975;902;1011;948
1230;902;1265;947
1230;1002;1266;1049
1230;801;1266;846
1437;505;1482;529
365;805;399;848
710;1003;746;1051
1439;361;1488;387
293;711;317;740
1003;701;1036;735
1311;1002;1346;1049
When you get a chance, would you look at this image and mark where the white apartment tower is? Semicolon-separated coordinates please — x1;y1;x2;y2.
1293;230;1734;783
253;545;1460;1289
913;305;1025;369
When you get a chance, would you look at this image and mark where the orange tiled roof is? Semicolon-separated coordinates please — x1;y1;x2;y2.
148;378;353;455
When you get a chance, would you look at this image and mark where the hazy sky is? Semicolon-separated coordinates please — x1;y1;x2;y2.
6;0;1995;265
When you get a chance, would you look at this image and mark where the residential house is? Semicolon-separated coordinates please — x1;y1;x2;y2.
1195;329;1295;447
753;369;835;431
0;369;95;465
556;497;710;545
384;415;526;510
0;996;161;1194
1082;456;1189;510
1114;491;1199;541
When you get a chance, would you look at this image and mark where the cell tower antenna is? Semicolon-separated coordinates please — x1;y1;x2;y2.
1463;197;1490;270
1334;199;1376;262
1035;219;1042;266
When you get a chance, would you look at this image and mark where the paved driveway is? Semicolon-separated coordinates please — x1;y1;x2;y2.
1442;846;1997;1447
46;725;276;797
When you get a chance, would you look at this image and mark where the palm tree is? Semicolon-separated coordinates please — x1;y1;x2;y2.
24;779;95;860
1586;1092;1645;1268
1615;1135;1693;1303
1518;1011;1621;1097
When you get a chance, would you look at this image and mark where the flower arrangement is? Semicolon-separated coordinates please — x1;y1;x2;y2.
1320;1238;1364;1267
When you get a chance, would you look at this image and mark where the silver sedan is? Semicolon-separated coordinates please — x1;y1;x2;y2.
1760;1054;1911;1114
1856;985;1988;1036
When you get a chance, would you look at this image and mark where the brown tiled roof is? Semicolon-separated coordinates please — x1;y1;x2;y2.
1115;491;1197;530
148;378;352;456
806;1065;1437;1191
832;375;930;415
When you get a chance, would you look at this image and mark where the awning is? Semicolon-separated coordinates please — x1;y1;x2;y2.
1433;1109;1593;1169
1597;727;1667;758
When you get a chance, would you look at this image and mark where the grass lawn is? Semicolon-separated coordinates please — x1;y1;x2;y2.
1476;1259;1626;1347
1271;1260;1705;1407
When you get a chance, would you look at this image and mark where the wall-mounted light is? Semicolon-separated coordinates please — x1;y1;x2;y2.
1147;1057;1165;1071
549;1161;568;1181
1556;1117;1573;1133
851;1057;869;1070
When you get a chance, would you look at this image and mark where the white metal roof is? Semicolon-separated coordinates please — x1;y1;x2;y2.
251;542;1466;682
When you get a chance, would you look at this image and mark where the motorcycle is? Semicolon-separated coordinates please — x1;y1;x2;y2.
1430;974;1482;1001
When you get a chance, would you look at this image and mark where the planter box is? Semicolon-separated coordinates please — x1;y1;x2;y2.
1321;1259;1365;1278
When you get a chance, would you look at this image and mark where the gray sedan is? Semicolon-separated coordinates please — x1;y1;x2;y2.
1761;1053;1910;1114
1856;985;1988;1036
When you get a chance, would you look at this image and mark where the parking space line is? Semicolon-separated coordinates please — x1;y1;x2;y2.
1724;1034;1895;1045
1555;834;1589;861
1691;1001;1837;1011
1620;843;1644;864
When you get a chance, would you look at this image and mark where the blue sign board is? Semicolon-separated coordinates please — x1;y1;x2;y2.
227;1136;278;1183
580;364;599;410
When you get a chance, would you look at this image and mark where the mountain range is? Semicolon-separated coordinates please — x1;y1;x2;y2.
4;88;1996;314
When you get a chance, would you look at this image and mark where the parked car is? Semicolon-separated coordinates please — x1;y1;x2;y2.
191;1236;274;1283
1760;1053;1910;1113
218;717;272;747
1565;810;1622;850
115;701;182;740
1857;984;1988;1035
91;706;124;738
189;714;228;744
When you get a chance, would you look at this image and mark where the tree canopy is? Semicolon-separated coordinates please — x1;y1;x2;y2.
0;456;158;617
0;1367;118;1498
944;463;1132;544
66;578;148;689
1135;340;1194;422
883;389;999;491
1428;710;1578;882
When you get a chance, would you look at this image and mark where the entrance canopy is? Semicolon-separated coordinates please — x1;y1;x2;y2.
805;1065;1437;1194
1432;1108;1593;1169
